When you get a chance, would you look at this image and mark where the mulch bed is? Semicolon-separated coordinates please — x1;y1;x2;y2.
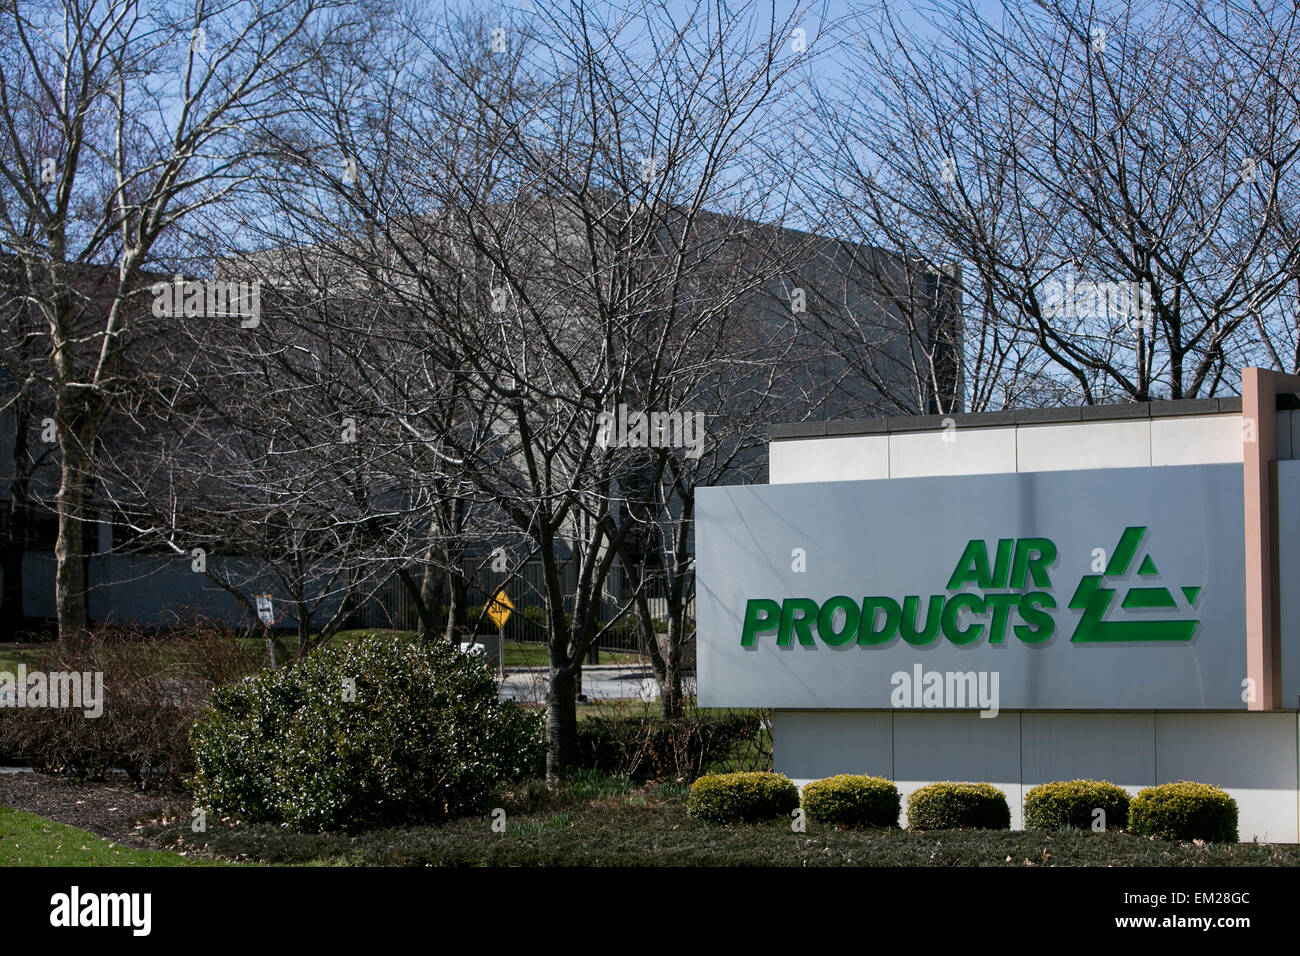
0;772;191;848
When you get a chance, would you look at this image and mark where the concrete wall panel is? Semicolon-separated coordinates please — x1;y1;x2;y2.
770;436;888;484
1020;712;1156;795
1155;712;1299;843
1152;415;1243;466
891;712;1024;828
774;710;893;782
1016;421;1151;473
888;426;1017;478
771;709;1300;841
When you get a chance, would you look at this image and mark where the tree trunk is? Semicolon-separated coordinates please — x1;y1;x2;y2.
538;532;584;779
408;514;445;641
398;567;441;641
296;599;311;655
439;501;467;645
627;576;675;717
263;624;280;668
545;664;578;781
659;621;684;719
622;556;686;719
53;440;91;642
419;561;443;639
444;568;467;644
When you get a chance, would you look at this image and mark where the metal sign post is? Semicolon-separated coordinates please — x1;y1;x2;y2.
485;588;513;677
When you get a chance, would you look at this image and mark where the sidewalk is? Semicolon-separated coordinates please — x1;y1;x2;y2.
499;665;696;703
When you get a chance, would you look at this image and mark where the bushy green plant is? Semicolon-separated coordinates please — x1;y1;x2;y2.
192;634;543;830
1129;781;1238;843
575;713;762;781
1024;779;1130;831
801;774;900;828
686;771;799;824
906;782;1010;831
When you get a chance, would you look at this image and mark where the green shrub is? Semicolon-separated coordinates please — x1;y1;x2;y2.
906;782;1010;830
575;713;763;781
1129;781;1238;843
192;634;543;830
686;771;799;824
801;774;900;828
1024;779;1130;831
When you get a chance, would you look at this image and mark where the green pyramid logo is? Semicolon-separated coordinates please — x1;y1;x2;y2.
1068;526;1200;642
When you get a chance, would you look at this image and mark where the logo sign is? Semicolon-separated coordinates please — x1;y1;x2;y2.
739;526;1202;649
485;589;513;630
1069;527;1200;643
696;464;1246;710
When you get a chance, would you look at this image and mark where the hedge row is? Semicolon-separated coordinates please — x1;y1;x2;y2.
685;773;1240;842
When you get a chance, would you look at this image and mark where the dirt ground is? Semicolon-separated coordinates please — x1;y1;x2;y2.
0;772;190;847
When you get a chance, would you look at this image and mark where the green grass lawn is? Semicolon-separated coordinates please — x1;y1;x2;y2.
502;641;642;668
0;647;40;672
0;807;226;867
575;697;661;719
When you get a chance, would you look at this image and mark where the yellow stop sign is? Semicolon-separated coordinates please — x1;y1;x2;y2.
485;589;513;630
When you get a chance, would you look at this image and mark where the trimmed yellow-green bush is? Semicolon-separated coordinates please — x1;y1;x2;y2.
801;774;900;828
1129;781;1238;843
906;782;1010;831
686;772;799;824
1024;779;1130;831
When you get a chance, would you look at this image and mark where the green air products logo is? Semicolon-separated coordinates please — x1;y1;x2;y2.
738;527;1200;648
1067;526;1200;642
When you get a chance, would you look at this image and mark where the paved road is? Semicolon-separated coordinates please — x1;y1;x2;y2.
499;665;697;704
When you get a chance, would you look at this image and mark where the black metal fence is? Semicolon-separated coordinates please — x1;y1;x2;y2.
346;560;692;656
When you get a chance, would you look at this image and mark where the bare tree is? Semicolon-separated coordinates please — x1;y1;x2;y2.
0;0;372;640
100;286;428;660
804;0;1300;408
615;267;805;717
231;0;818;776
